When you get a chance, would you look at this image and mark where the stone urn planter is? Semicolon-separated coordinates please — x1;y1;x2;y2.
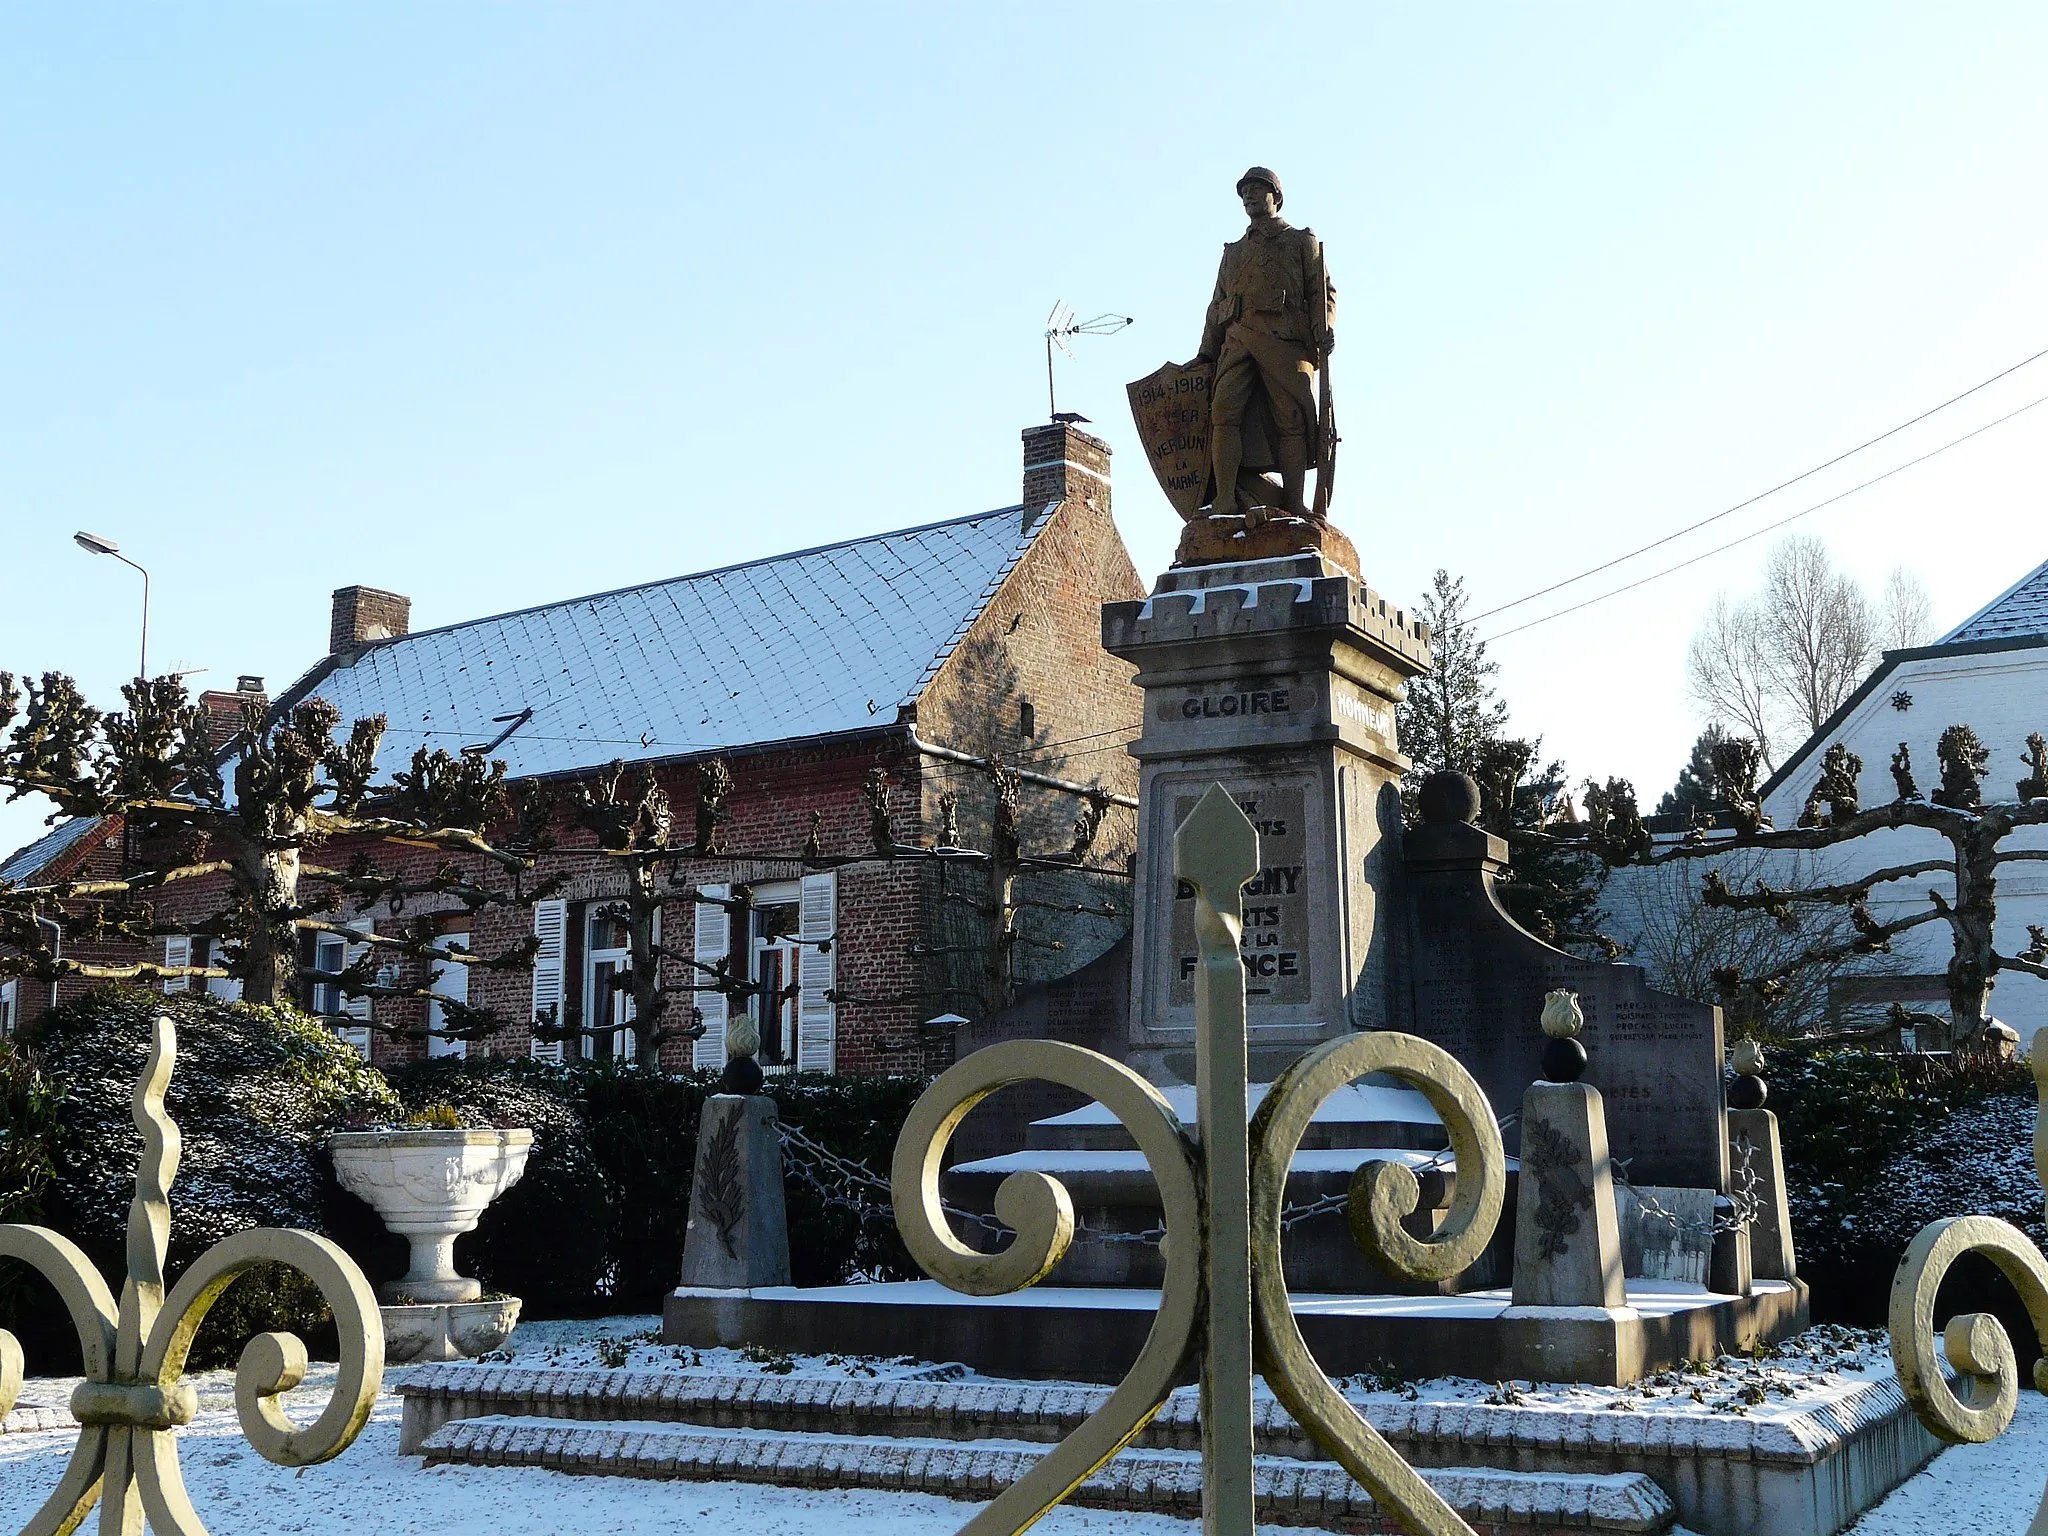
330;1128;533;1363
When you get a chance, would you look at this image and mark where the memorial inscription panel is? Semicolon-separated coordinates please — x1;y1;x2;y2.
1169;782;1310;1007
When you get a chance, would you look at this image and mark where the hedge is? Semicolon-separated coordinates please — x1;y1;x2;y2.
383;1058;928;1312
1766;1044;2040;1334
0;987;931;1365
1;988;400;1368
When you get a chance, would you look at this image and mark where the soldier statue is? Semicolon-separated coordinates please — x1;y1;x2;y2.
1199;167;1336;524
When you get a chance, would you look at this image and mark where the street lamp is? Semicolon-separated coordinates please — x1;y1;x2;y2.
73;531;150;682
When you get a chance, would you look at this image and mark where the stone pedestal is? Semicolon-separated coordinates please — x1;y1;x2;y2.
1100;552;1431;1082
680;1095;791;1290
1509;1082;1628;1311
1729;1107;1797;1282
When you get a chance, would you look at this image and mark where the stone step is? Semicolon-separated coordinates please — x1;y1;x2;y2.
399;1358;1937;1536
1;1404;71;1436
417;1416;1678;1535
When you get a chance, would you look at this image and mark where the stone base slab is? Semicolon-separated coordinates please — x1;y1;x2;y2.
400;1346;1938;1536
1172;514;1362;580
664;1279;1808;1389
418;1416;1675;1534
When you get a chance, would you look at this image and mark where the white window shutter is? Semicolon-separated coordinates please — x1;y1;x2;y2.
342;920;374;1021
530;899;567;1063
162;936;191;995
797;871;836;1073
692;885;731;1072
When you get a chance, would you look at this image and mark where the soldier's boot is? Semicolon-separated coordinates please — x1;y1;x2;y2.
1277;434;1309;518
1211;432;1244;519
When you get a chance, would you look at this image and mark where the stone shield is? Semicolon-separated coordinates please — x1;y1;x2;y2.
1127;359;1214;518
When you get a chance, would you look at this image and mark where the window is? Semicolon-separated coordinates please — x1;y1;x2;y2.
303;921;372;1058
0;979;16;1038
748;882;803;1069
690;873;833;1072
580;904;636;1063
426;924;471;1060
309;931;349;1017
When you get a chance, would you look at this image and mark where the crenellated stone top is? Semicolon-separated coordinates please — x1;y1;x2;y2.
1103;554;1431;670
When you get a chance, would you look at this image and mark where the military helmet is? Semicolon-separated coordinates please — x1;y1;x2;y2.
1236;166;1283;209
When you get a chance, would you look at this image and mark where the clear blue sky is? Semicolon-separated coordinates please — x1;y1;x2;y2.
6;4;2048;860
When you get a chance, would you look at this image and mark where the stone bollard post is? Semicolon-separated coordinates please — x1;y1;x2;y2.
680;1094;792;1294
1508;992;1628;1312
1724;1040;1790;1285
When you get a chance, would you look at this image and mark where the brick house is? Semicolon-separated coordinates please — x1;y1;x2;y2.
1;423;1145;1073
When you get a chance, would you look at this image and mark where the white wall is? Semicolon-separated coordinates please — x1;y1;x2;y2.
1756;644;2048;1038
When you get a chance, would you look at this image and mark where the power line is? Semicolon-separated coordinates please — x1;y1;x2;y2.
1483;387;2048;642
1468;343;2048;625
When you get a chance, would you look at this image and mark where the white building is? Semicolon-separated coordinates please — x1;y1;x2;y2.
1756;555;2048;1040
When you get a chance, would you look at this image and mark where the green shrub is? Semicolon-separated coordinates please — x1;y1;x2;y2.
384;1060;931;1309
0;1038;63;1335
6;987;400;1368
3;987;935;1347
577;1068;715;1308
1768;1044;2037;1324
768;1072;928;1286
0;1037;59;1226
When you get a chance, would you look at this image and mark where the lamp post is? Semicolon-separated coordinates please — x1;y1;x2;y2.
73;530;150;682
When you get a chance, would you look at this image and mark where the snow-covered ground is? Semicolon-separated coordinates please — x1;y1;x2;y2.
3;1315;2042;1535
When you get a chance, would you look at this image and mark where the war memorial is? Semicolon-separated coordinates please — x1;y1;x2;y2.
11;169;2047;1536
624;169;1955;1536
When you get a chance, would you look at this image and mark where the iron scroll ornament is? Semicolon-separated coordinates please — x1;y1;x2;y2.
891;784;1509;1536
0;1015;384;1536
1884;1027;2048;1536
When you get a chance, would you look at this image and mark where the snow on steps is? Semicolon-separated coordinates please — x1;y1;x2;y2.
417;1415;1678;1535
1;1405;71;1435
397;1363;1940;1536
395;1361;1916;1467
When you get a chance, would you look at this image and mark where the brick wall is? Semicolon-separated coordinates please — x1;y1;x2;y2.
6;433;1155;1075
914;471;1146;1016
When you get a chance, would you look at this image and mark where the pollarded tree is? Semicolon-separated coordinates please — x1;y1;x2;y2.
0;672;551;1041
1544;721;2048;1043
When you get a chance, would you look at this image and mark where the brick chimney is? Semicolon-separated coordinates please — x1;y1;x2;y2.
197;676;268;751
330;586;411;654
1021;421;1111;520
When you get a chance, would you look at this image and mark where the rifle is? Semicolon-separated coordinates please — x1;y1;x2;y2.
1311;334;1337;522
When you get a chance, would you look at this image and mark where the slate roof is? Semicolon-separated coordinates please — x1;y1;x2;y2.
0;815;102;885
283;505;1049;783
1940;554;2048;644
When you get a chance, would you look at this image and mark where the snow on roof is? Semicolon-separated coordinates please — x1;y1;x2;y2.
292;506;1049;782
1940;553;2048;644
0;816;101;885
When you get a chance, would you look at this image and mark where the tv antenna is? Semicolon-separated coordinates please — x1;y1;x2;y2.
1044;302;1133;420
